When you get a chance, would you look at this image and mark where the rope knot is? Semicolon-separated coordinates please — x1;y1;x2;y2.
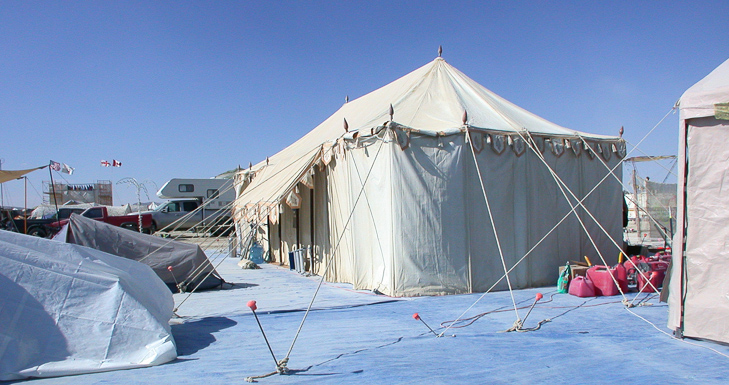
277;358;289;374
505;319;523;332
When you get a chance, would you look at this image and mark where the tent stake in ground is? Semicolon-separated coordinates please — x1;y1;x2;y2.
412;312;439;337
246;300;289;382
517;292;543;330
167;266;179;290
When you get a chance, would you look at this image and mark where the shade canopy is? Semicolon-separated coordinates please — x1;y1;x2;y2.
0;165;46;184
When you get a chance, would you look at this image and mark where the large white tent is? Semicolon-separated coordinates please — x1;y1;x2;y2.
668;58;729;343
234;57;625;297
0;230;177;380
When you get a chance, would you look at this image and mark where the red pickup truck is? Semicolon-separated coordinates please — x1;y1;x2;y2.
51;206;154;233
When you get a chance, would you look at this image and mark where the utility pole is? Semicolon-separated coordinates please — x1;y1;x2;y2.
632;166;641;238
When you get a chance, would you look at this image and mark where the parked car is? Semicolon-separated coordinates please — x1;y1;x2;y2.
50;206;154;233
4;207;85;238
143;177;234;235
145;198;232;235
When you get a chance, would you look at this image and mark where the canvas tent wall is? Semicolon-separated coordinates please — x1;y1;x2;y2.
55;213;224;292
668;57;729;344
0;230;176;380
234;57;625;297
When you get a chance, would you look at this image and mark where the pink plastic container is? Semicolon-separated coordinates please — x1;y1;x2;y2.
568;276;596;297
638;271;664;293
647;259;669;273
586;265;621;296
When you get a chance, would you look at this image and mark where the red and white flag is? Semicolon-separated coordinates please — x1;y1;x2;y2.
101;160;110;167
112;159;122;167
50;160;61;171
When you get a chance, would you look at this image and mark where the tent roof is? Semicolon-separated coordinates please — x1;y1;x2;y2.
679;57;729;120
236;58;620;209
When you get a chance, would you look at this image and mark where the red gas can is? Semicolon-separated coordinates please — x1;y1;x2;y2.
568;276;596;297
586;265;621;296
647;259;669;273
638;271;664;293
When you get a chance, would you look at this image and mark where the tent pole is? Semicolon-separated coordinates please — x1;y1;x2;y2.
310;187;314;274
48;161;60;220
295;208;300;250
278;209;282;264
464;133;473;293
267;217;272;263
24;177;27;234
632;165;641;239
678;121;690;338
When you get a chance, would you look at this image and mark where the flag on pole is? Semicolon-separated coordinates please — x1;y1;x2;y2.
112;160;122;167
50;161;61;171
61;163;74;175
101;160;110;167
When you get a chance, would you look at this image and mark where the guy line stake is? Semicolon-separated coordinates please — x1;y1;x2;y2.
413;312;439;337
247;300;280;369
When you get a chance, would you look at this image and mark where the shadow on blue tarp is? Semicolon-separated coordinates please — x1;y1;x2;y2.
171;317;237;356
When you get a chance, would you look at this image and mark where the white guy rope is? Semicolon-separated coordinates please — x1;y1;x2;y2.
282;130;388;362
465;126;521;322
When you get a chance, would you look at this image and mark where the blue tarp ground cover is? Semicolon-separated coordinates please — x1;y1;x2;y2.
9;256;729;384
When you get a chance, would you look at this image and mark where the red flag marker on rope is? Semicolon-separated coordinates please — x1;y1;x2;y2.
413;312;439;337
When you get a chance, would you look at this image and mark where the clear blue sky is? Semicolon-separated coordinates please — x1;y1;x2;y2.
1;1;727;208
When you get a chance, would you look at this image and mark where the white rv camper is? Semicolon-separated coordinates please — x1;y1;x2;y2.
146;178;235;234
157;178;235;209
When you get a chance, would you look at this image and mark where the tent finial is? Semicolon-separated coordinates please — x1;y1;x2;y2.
389;104;394;121
266;157;269;165
462;109;468;125
345;95;349;103
619;126;624;138
248;162;252;170
438;45;442;57
343;118;349;132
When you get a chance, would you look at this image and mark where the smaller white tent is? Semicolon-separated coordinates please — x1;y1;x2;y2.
0;230;177;381
668;57;729;344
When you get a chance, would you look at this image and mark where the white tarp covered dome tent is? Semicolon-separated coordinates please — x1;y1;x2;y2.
234;57;625;297
668;57;729;343
55;213;225;292
0;230;176;380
